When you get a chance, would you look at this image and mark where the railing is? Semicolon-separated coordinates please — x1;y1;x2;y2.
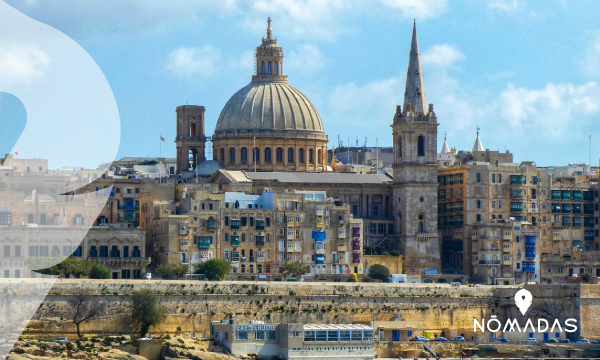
478;260;501;265
89;257;150;264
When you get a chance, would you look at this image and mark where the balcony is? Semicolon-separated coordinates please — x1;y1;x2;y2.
352;227;361;238
352;241;361;251
197;236;212;248
478;260;501;265
256;255;265;263
338;229;346;238
503;259;512;266
352;255;361;264
315;246;325;254
337;243;348;252
122;193;136;198
89;257;151;265
256;238;265;247
503;233;512;240
231;236;240;246
316;209;324;216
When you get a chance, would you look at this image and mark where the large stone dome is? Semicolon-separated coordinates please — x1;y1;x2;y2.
213;79;325;140
211;17;328;172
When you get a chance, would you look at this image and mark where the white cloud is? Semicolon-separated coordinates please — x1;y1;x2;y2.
165;45;221;78
7;0;447;41
379;0;448;19
421;44;465;68
497;82;600;138
582;31;600;78
287;44;326;75
488;0;523;11
0;44;50;83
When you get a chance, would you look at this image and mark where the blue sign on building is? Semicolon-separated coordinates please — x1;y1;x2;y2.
315;254;325;264
312;230;326;242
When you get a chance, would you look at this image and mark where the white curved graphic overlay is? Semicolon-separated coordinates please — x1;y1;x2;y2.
0;1;120;357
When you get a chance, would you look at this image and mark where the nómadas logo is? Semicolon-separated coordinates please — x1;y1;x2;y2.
474;288;577;334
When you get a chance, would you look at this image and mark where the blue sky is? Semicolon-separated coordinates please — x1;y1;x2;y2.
3;0;600;167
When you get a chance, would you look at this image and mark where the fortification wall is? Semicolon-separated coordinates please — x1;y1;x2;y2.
21;280;598;340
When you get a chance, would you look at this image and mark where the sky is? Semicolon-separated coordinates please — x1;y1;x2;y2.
2;0;600;168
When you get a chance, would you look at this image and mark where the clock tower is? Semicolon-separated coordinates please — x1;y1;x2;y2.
392;21;441;272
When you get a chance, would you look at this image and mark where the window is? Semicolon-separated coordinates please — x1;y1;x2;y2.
261;61;265;75
476;173;481;183
276;148;283;162
288;148;294;163
265;148;272;162
253;147;260;163
476;200;481;209
298;148;304;163
370;223;376;234
476;214;481;222
417;136;425;156
309;149;314;163
498;174;502;183
373;205;380;217
241;148;248;162
378;223;387;234
499;201;502;209
0;211;10;226
492;201;496;209
419;221;424;233
229;148;235;163
267;331;276;340
492;173;496;183
236;332;248;340
255;331;265;340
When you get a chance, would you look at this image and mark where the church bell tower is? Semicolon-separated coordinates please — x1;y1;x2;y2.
176;105;206;174
392;21;440;272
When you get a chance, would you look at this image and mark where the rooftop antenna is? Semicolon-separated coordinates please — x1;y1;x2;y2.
444;131;447;142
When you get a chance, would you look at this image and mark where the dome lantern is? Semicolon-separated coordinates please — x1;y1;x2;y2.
253;17;286;82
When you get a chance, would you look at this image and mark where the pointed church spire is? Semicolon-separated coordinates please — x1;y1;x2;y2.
441;132;450;154
403;20;427;116
472;126;484;152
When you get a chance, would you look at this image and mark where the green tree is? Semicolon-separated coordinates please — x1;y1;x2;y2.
389;250;400;257
131;289;167;338
26;257;93;278
155;263;189;280
368;264;391;282
282;262;310;280
195;259;230;280
581;273;592;283
89;264;111;279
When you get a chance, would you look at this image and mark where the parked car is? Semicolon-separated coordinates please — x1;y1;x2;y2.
54;338;68;343
409;336;429;342
432;337;448;342
522;338;538;344
544;339;558;343
497;337;509;343
451;336;465;342
560;339;571;343
576;339;590;344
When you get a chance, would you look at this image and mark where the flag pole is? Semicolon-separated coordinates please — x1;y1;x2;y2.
159;136;162;159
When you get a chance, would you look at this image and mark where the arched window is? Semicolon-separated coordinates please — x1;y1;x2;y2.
398;139;402;157
229;148;235;164
275;62;278;75
249;264;254;273
417;136;425;156
240;147;248;162
298;148;304;163
419;221;424;233
249;249;253;259
240;264;246;273
265;148;272;162
190;123;197;137
288;148;294;163
266;264;271;273
241;249;245;257
261;61;265;75
268;61;272;75
276;148;283;163
317;149;322;165
220;148;225;163
309;149;314;163
257;264;263;273
253;147;260;163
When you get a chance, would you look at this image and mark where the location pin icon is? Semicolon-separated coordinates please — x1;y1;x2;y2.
515;288;533;315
